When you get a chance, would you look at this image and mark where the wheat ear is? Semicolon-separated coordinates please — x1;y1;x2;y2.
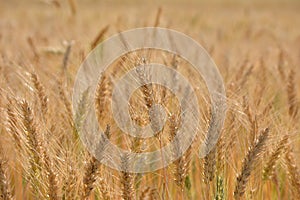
154;7;162;27
67;0;77;15
140;187;159;200
285;146;300;198
169;114;192;188
204;147;216;183
27;37;39;62
42;150;59;200
30;73;48;118
62;155;77;200
277;49;286;81
19;100;43;197
95;73;112;123
6;98;22;151
215;176;225;200
57;80;73;124
20;100;42;175
62;41;73;73
91;25;110;50
286;69;298;119
234;128;269;199
263;135;288;179
81;125;110;199
120;152;135;200
81;156;100;200
0;155;12;200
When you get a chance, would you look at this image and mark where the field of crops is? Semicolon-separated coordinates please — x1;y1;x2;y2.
0;0;300;199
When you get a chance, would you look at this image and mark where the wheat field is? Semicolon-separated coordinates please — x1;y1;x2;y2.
0;0;300;199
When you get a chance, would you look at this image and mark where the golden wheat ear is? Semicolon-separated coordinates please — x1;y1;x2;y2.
169;114;187;187
120;150;135;200
6;98;22;152
140;187;160;200
286;69;298;120
67;0;77;16
81;156;100;199
91;25;110;50
234;128;270;200
81;125;110;199
30;73;49;118
19;100;43;172
95;73;112;124
204;147;216;184
263;135;288;180
62;154;77;200
19;100;44;197
42;150;59;200
0;151;12;200
19;99;60;199
154;7;162;27
57;79;73;126
285;146;300;198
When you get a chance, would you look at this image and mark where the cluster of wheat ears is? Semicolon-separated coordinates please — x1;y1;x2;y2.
0;1;300;200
